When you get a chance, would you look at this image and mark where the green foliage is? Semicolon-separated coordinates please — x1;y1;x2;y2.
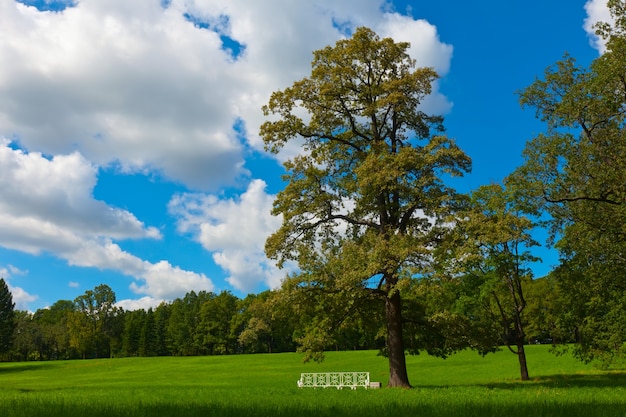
515;1;626;366
197;291;238;355
24;300;76;361
522;277;561;344
261;26;471;387
236;291;297;354
0;278;16;356
8;286;303;361
121;309;148;357
551;253;626;367
67;284;120;359
438;183;541;380
166;291;211;356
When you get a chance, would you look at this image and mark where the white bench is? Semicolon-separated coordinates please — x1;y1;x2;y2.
297;372;374;389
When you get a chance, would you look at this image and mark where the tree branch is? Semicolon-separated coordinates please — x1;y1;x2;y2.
543;191;622;205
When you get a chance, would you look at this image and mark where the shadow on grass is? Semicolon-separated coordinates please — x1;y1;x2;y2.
4;401;626;417
478;371;626;390
0;363;56;374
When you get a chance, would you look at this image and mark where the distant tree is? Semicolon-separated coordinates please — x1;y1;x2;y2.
515;0;626;365
121;309;145;357
522;277;560;344
0;278;16;357
12;311;40;361
153;302;170;356
34;300;75;360
67;309;95;359
451;184;540;380
69;284;120;358
197;291;238;355
399;273;499;359
237;291;297;354
261;27;471;387
139;308;157;357
166;291;213;356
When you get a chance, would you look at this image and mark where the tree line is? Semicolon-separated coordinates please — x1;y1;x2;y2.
0;276;565;363
0;283;373;361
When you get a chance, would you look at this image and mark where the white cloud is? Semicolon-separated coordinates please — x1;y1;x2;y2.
7;264;27;276
116;296;165;311
0;141;213;301
584;0;612;53
169;179;284;292
65;239;214;300
129;260;214;299
8;284;38;311
0;140;160;245
0;265;38;311
378;13;453;76
1;0;246;190
375;14;454;115
0;0;454;188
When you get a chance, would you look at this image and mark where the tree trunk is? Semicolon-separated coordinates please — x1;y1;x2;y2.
513;308;529;381
385;290;411;388
517;339;530;381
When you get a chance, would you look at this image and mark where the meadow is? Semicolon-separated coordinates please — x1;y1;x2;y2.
0;345;625;417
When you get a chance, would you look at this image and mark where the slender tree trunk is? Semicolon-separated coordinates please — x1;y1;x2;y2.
510;273;529;381
385;290;411;388
514;311;529;381
517;342;530;381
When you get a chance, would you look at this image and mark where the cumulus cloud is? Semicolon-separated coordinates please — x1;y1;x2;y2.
0;265;38;311
0;141;213;301
1;0;246;190
116;296;165;311
7;284;38;311
169;179;284;292
584;0;612;53
129;260;214;298
0;140;159;250
0;0;455;187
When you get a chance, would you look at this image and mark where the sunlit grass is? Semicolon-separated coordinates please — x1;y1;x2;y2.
0;346;624;417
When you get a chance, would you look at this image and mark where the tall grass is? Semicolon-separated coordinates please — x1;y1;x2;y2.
0;346;624;417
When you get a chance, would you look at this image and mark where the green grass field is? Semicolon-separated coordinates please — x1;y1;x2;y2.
0;345;625;417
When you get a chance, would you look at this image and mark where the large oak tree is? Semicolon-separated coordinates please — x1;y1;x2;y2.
260;27;470;387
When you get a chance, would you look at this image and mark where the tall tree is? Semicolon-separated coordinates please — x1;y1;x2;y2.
237;291;298;354
514;0;626;364
69;284;120;358
197;291;238;355
166;291;213;356
12;311;39;361
455;184;540;380
121;309;145;357
261;27;471;387
139;308;157;357
0;278;16;357
153;302;170;356
35;300;75;360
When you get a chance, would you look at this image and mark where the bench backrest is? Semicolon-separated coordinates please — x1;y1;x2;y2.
298;372;369;388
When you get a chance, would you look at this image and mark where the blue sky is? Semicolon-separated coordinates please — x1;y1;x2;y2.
0;0;608;311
